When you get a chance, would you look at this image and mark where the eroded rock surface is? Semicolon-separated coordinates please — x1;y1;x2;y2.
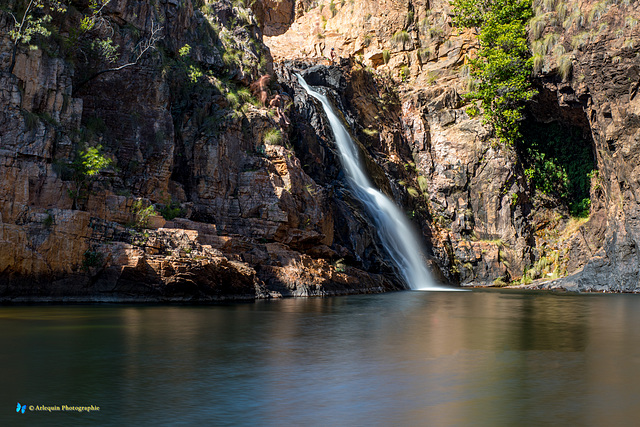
0;0;402;301
3;0;640;297
265;0;640;292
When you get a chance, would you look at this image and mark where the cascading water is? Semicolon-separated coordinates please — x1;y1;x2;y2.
296;74;442;290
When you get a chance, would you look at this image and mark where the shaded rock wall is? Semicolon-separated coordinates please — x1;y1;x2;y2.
4;0;640;296
0;0;403;301
521;0;640;291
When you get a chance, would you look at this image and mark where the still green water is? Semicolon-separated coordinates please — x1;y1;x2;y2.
2;289;640;426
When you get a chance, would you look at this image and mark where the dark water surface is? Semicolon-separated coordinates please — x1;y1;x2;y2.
2;289;640;426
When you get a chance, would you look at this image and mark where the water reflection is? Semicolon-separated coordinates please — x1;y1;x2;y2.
1;291;640;426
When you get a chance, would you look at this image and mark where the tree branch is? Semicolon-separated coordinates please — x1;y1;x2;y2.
73;20;164;93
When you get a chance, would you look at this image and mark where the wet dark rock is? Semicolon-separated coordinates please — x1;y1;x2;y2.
301;65;348;93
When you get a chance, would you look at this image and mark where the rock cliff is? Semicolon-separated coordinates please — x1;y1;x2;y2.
0;0;402;302
2;0;640;299
264;0;640;292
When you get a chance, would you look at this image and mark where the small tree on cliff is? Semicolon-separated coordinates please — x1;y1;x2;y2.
451;0;536;145
67;145;112;210
5;0;66;74
5;0;163;85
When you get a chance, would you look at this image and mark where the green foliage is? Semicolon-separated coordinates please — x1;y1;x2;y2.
22;109;39;130
417;47;430;63
532;53;544;73
529;14;547;40
406;10;415;25
83;250;104;269
264;128;283;145
362;128;379;137
131;200;157;229
6;0;67;72
43;212;54;228
179;44;192;57
237;87;256;105
333;258;346;273
63;1;131;68
382;49;390;64
226;91;240;108
557;53;572;81
90;38;119;63
466;104;480;117
187;64;204;83
429;27;444;39
399;65;410;81
417;175;429;193
493;277;508;287
8;0;66;45
519;121;595;217
167;17;261;134
519;249;564;283
76;145;111;177
452;0;533;28
61;144;112;209
427;70;439;85
451;0;536;146
391;30;410;47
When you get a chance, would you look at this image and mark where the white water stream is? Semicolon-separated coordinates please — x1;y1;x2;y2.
297;74;442;290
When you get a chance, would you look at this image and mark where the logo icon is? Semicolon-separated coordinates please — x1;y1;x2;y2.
16;403;26;414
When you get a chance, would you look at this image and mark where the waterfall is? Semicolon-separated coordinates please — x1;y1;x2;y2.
296;74;442;291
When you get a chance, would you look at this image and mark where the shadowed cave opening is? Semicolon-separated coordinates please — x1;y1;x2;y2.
518;86;596;217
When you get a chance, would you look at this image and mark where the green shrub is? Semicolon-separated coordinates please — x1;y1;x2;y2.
83;250;103;269
382;49;390;64
557;53;572;81
43;213;54;228
226;90;240;108
588;0;609;23
407;10;415;25
519;121;594;217
493;277;508;287
417;47;431;63
417;176;429;193
419;17;430;34
399;65;410;81
159;201;184;220
529;14;547;40
62;144;112;209
407;187;420;197
237;87;256;104
391;30;410;47
532;53;544;73
264;128;283;145
132;200;157;229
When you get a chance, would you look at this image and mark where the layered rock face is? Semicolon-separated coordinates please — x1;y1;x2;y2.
265;0;535;286
3;0;640;298
518;0;640;292
0;0;402;301
265;0;640;291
